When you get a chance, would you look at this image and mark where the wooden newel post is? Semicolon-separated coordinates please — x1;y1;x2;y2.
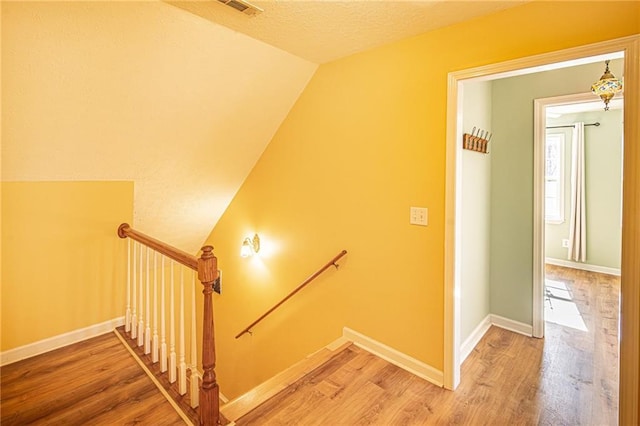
198;245;219;425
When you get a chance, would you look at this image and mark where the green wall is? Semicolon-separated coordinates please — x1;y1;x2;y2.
545;109;623;268
490;59;623;325
460;81;492;343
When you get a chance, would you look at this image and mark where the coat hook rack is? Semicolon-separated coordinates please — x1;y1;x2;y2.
463;126;491;154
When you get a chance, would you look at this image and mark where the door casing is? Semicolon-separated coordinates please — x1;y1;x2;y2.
444;35;640;425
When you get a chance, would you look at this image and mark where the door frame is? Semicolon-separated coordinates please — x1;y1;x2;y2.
444;35;639;424
532;91;624;338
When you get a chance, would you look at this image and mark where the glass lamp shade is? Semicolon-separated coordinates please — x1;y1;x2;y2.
591;61;623;111
240;239;252;257
240;234;260;257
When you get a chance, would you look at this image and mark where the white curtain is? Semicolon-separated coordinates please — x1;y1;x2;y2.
568;122;586;262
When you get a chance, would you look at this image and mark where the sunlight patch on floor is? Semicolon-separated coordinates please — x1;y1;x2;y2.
544;279;588;332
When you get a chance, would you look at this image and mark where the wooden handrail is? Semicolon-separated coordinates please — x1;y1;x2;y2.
235;250;348;339
118;223;198;270
117;223;219;425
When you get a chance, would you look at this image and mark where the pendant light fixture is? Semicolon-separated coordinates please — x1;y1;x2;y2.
591;60;623;111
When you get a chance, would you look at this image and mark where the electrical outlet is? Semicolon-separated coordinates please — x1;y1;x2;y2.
562;239;569;248
410;207;428;226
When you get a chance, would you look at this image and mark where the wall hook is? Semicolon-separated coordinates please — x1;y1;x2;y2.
463;126;491;154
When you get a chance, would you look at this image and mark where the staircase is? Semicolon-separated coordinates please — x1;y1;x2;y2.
117;223;221;425
114;325;226;424
116;223;348;425
221;339;353;422
220;339;440;425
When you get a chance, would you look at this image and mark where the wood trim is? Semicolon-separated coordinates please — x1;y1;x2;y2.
489;314;533;337
0;317;124;366
444;71;463;390
220;341;352;422
532;91;613;338
460;315;491;364
533;96;547;338
446;36;635;82
343;327;444;387
619;36;640;426
461;315;534;363
118;223;198;270
545;257;621;277
444;38;640;421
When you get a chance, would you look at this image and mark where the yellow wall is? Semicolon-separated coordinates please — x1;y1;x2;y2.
1;181;133;351
204;1;639;398
1;1;315;254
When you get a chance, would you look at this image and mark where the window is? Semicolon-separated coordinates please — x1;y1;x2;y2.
545;133;564;223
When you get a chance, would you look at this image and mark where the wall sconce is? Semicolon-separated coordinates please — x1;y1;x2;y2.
591;60;623;111
240;234;260;257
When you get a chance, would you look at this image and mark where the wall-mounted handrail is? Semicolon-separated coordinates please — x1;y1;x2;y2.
118;223;198;270
235;250;348;339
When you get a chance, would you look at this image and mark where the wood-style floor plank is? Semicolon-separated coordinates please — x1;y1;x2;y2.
0;332;186;426
236;265;619;425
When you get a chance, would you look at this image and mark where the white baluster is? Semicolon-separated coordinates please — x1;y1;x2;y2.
145;247;151;354
160;255;168;373
138;245;144;347
179;266;187;395
190;270;200;408
152;251;159;363
125;239;131;333
169;260;177;383
131;242;138;340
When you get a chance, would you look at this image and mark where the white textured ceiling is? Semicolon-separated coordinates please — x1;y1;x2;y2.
168;0;532;64
2;1;316;253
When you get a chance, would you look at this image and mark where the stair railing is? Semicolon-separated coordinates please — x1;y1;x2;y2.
118;223;219;425
235;250;348;339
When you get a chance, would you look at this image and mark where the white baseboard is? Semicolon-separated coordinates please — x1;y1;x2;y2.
343;327;443;387
219;392;230;404
460;315;491;363
545;257;621;276
325;336;351;351
490;314;532;337
1;317;125;366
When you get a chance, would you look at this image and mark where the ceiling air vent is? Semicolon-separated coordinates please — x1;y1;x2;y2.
217;0;263;16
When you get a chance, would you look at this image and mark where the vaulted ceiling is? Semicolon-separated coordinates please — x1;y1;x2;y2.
2;0;533;253
168;0;532;64
2;1;315;252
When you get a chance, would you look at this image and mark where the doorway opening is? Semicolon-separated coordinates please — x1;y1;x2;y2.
533;88;624;338
444;36;639;423
536;92;623;423
535;92;623;335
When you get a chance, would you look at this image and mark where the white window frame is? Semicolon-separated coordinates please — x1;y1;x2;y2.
545;133;565;224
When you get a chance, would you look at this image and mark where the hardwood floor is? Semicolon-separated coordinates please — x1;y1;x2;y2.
1;266;617;425
543;264;619;425
237;265;619;425
0;332;186;425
